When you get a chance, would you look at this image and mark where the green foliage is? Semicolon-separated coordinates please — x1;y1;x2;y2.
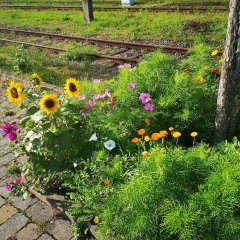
100;140;240;240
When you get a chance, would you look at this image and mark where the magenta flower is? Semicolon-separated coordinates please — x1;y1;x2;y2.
16;177;23;184
107;97;115;105
85;100;95;109
1;123;19;135
76;94;86;101
8;132;17;141
139;93;151;104
5;183;11;191
144;103;154;111
128;82;137;90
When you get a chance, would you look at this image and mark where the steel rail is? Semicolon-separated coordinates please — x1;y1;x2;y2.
0;5;228;12
0;27;189;52
0;38;139;63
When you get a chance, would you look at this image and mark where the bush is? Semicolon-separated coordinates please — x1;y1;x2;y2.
100;140;240;240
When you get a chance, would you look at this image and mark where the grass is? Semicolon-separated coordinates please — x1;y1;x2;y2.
0;10;227;47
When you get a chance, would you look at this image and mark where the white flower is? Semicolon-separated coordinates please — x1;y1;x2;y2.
89;132;97;141
104;140;116;150
73;163;77;168
25;142;33;152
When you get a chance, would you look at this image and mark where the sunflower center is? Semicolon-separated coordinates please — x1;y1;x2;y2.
69;83;77;92
10;88;19;98
45;99;55;109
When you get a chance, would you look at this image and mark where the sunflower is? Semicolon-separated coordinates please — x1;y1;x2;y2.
6;81;24;105
31;73;43;87
40;94;59;115
64;78;80;98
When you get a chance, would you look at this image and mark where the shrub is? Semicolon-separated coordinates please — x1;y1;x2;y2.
100;140;240;240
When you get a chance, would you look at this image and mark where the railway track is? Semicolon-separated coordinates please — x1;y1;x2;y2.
0;27;190;52
0;5;228;12
0;38;140;63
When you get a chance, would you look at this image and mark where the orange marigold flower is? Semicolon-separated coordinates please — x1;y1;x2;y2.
145;119;150;124
141;151;149;158
132;137;139;143
104;179;111;185
159;130;168;137
173;132;181;138
151;133;161;140
138;129;145;135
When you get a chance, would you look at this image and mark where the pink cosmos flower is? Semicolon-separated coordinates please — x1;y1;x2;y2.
76;94;86;101
107;97;115;105
93;79;101;84
139;93;151;104
144;103;154;111
8;132;17;141
92;94;101;101
117;63;131;69
104;89;111;97
5;183;11;191
85;100;95;109
128;82;137;90
80;110;87;118
16;177;23;184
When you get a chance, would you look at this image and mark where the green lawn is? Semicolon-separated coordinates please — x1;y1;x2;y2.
0;10;227;47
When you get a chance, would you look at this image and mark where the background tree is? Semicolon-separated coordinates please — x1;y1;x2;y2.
213;0;240;144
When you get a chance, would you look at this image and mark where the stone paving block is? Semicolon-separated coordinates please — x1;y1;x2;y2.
0;166;7;178
16;155;28;164
47;219;73;240
26;202;57;225
38;233;54;240
0;213;28;240
0;186;10;198
16;223;42;240
11;195;37;211
0;152;16;167
0;204;18;224
0;196;5;207
0;147;11;157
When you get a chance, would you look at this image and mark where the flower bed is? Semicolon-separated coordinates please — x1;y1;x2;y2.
1;45;229;239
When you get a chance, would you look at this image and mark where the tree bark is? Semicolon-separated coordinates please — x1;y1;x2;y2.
213;0;240;144
82;0;94;23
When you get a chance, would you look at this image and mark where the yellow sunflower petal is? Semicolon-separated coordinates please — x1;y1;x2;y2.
40;94;59;115
31;73;43;87
64;78;80;98
6;81;24;105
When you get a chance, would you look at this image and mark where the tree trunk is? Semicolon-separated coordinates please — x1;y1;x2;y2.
82;0;94;23
213;0;240;144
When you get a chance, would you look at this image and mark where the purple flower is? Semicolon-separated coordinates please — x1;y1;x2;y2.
139;93;151;104
85;100;95;109
93;79;101;84
128;82;137;90
8;132;17;141
16;177;23;184
144;103;154;111
5;183;11;191
76;94;86;101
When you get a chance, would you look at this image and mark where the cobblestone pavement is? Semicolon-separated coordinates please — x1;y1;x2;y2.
0;81;73;240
